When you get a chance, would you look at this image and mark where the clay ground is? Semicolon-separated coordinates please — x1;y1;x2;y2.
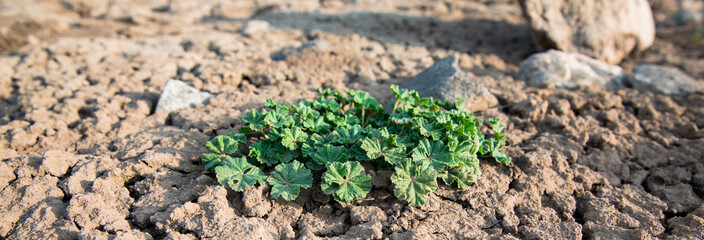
1;0;703;239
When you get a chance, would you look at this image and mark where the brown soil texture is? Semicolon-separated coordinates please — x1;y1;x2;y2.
1;0;704;239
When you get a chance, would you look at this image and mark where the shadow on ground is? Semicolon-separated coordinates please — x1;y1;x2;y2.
251;11;537;63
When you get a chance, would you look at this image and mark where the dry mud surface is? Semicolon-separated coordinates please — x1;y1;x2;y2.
1;0;704;239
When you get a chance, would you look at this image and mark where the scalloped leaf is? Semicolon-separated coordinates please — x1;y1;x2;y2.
303;117;331;133
390;159;438;207
321;161;372;205
267;161;313;201
312;144;349;166
241;108;267;132
441;154;480;189
264;110;295;128
411;138;454;172
201;153;224;172
360;137;406;164
331;124;365;145
215;156;266;191
312;96;341;112
412;118;443;140
206;135;239;155
281;126;308;150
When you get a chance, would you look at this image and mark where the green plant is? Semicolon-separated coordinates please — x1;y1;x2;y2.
202;85;511;207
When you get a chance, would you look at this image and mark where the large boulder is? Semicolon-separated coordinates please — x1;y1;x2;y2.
396;55;498;112
516;50;627;91
519;0;655;64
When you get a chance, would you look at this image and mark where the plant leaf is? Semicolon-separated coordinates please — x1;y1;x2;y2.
312;96;341;112
493;150;511;166
321;161;372;205
348;142;371;162
411;139;454;172
303;117;331;133
201;153;224;172
390;158;438;207
281;126;308;150
265;110;295;128
331;124;365;145
346;89;382;111
206;135;239;155
267;161;313;201
412;118;443;140
249;140;298;166
489;118;506;144
479;138;511;165
228;132;247;145
360;137;406;164
312;144;349;166
215;156;266;191
241;108;267;132
441;154;480;189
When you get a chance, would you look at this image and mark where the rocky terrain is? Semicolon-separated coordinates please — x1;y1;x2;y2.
1;0;703;239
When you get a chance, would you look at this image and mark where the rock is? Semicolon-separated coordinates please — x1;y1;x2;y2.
649;0;680;17
241;20;270;37
350;206;387;225
674;9;703;25
632;64;704;97
519;0;655;64
397;55;498;112
155;79;214;112
515;50;627;90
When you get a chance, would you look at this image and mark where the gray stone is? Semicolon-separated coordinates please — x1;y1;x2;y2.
516;50;627;90
519;0;655;64
674;9;703;25
633;64;704;97
396;55;498;112
155;79;213;112
241;20;270;37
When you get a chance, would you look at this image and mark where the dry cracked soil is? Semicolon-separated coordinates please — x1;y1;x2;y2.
1;0;704;239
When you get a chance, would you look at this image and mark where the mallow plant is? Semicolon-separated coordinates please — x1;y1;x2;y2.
202;85;510;207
